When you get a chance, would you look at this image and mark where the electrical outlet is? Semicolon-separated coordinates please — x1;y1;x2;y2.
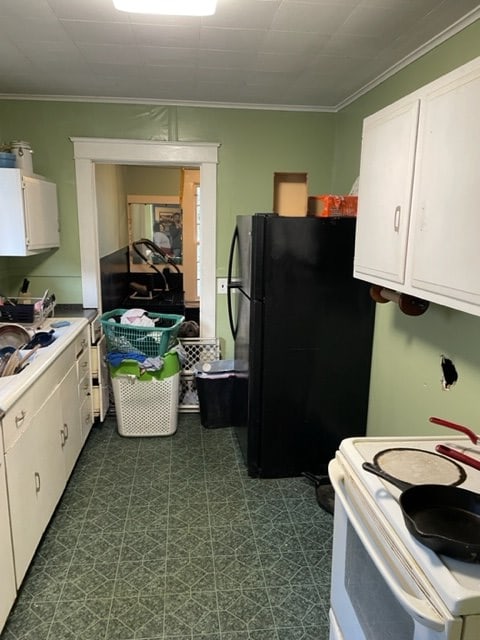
217;277;228;294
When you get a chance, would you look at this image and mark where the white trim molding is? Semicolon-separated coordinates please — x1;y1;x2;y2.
71;137;219;338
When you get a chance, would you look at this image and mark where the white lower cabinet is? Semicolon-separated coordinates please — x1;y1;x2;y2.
80;397;94;444
77;326;94;442
5;387;65;585
61;365;83;479
91;333;109;422
0;440;16;633
0;321;93;628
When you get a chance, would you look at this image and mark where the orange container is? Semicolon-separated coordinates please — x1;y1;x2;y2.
341;196;358;216
308;195;358;217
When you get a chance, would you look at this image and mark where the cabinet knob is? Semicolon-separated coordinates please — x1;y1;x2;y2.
34;471;41;493
60;423;69;447
394;205;401;232
15;410;26;428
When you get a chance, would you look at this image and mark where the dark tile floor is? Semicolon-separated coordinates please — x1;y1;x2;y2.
1;414;333;640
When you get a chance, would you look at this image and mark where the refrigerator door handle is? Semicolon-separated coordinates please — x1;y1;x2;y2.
227;226;240;338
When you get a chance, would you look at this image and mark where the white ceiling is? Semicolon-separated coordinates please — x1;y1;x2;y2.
1;0;479;111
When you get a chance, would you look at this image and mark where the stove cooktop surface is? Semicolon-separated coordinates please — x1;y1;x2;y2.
338;435;480;616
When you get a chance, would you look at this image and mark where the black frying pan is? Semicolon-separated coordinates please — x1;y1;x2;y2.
363;462;480;562
302;472;334;514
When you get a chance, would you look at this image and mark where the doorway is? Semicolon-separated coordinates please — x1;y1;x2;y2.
71;138;219;337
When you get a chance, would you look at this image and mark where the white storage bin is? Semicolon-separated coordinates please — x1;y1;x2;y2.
112;372;179;437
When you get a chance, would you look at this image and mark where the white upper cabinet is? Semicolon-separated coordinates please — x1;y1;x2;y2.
354;56;480;316
409;65;480;307
0;169;60;256
354;98;420;285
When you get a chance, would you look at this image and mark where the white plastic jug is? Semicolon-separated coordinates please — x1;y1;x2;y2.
10;140;33;175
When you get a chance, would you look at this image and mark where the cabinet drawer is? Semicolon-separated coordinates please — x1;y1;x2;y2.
2;344;75;451
75;328;90;358
90;334;106;378
76;348;90;380
92;381;109;421
78;373;91;404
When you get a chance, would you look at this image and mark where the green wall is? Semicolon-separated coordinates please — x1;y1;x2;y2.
0;103;335;349
1;20;480;438
95;164;129;258
333;20;480;438
332;20;480;193
124;166;181;195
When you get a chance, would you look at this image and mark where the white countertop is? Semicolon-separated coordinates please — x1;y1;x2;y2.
0;317;88;416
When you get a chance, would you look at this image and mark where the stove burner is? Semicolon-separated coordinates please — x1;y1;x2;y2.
373;447;466;487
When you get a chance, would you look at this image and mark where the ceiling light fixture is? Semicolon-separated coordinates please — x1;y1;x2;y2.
112;0;217;16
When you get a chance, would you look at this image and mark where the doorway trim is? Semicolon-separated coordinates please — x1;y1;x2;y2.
71;138;219;337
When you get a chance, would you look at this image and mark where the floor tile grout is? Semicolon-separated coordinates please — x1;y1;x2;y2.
2;413;333;640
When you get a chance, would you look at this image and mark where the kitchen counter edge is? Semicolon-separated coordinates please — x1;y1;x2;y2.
0;316;89;418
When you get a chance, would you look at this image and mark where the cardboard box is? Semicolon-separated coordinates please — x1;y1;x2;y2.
273;172;308;216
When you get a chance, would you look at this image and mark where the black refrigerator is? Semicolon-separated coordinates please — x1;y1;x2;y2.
227;213;375;478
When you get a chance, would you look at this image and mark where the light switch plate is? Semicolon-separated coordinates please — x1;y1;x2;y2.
217;277;228;294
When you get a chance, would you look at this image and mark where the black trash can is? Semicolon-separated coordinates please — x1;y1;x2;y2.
194;360;236;428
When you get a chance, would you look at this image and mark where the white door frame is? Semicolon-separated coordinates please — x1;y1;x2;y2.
71;138;219;337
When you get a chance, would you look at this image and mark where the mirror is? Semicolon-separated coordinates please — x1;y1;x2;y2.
126;170;200;317
152;203;183;264
129;201;183;266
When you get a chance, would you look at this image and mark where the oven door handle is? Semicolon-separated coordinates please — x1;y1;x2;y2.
329;462;447;633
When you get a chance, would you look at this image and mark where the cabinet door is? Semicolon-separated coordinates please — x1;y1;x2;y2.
23;176;60;251
5;389;65;585
354;98;420;285
0;454;16;632
410;65;480;307
0;169;27;255
80;398;94;444
0;170;59;256
61;365;82;479
91;334;109;422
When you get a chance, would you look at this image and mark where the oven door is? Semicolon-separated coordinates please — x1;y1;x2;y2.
329;459;463;640
329;609;343;640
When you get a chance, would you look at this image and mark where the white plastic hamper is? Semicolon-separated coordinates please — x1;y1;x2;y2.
112;372;179;436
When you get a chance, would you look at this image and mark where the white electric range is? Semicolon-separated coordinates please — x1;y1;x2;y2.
329;435;480;640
